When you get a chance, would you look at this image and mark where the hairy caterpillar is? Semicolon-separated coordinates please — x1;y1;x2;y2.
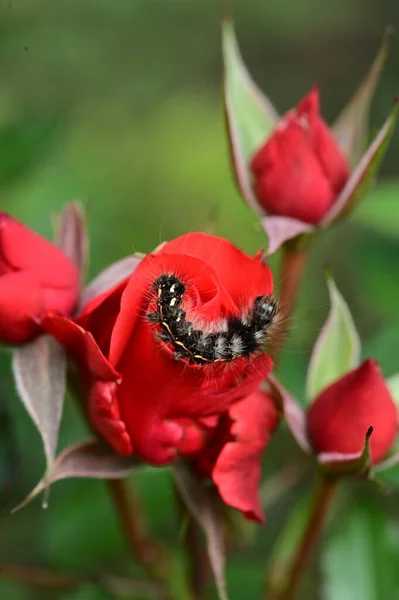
147;274;278;365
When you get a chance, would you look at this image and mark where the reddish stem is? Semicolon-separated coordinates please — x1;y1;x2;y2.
268;477;338;600
274;242;308;358
107;478;168;583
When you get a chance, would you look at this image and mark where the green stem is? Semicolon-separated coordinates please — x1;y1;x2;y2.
267;476;338;600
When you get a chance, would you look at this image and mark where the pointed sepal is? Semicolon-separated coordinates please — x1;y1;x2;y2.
222;13;278;214
333;30;391;166
13;439;139;511
306;272;361;403
323;98;399;226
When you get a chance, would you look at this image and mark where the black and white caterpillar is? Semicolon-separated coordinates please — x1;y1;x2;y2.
147;274;278;365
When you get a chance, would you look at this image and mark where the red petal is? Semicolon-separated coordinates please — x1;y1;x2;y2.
252;121;335;224
0;271;43;343
297;86;350;193
89;381;133;456
0;213;78;289
211;388;279;522
76;278;128;356
40;312;119;381
108;251;238;368
158;233;274;305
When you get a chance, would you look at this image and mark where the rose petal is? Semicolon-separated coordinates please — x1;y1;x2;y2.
211;388;279;522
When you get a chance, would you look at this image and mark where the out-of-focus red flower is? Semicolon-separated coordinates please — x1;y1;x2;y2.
41;232;279;520
307;359;398;464
0;213;79;344
250;87;350;224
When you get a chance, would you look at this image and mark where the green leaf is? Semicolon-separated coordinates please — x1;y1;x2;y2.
222;14;279;214
306;274;361;403
323;499;399;600
333;30;390;167
322;98;399;226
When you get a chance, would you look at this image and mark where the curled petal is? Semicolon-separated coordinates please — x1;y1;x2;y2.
89;381;133;456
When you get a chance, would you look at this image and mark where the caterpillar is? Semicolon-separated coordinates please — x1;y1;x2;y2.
147;274;278;365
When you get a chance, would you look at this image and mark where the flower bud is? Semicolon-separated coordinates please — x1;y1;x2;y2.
307;359;398;464
0;213;79;344
250;87;350;224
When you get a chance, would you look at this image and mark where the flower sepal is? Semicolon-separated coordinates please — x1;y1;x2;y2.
316;425;374;479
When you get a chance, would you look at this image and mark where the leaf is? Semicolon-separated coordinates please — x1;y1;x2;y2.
79;254;143;311
222;14;279;214
267;377;310;453
333;30;390;166
323;498;399;600
322;98;399;226
13;439;139;511
266;477;338;598
261;216;314;256
12;335;67;483
172;464;229;600
306;273;361;403
56;202;88;281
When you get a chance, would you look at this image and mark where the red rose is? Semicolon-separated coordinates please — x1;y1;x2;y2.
307;360;398;464
0;213;79;344
250;87;350;224
41;233;278;519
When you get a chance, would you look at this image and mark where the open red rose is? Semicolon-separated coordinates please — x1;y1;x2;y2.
250;87;350;224
307;360;398;464
0;213;79;344
41;233;278;520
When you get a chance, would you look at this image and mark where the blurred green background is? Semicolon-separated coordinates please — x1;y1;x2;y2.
0;0;399;598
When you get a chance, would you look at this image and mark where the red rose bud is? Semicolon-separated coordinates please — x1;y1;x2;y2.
0;213;79;344
42;233;279;518
250;87;350;224
307;360;398;464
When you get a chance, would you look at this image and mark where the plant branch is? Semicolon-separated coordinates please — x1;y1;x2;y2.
107;478;169;583
268;476;338;600
175;487;210;600
274;241;308;359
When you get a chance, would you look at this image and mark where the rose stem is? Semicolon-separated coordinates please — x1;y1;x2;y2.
107;478;169;582
273;241;308;359
175;488;210;600
267;476;338;600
